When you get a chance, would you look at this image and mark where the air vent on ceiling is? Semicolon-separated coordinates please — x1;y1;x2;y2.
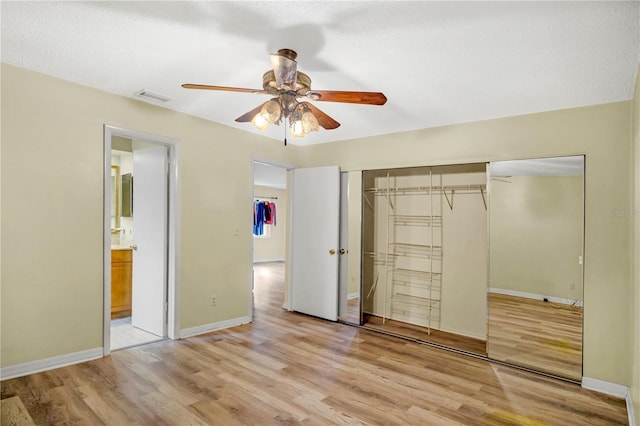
134;89;172;103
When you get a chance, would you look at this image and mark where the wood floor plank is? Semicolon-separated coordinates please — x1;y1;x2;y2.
0;262;627;425
1;396;36;426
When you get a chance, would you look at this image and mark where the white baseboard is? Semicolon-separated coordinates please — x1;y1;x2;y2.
253;258;285;264
582;377;628;398
489;287;583;307
347;292;359;300
582;377;636;425
180;316;250;339
627;390;637;426
0;347;103;381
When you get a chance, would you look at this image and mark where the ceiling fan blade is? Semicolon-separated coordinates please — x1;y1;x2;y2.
310;90;387;105
301;102;341;130
235;102;267;123
182;83;265;94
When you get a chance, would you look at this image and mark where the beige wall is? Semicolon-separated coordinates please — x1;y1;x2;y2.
490;175;584;301
631;65;640;424
298;101;633;385
252;186;287;262
0;64;300;367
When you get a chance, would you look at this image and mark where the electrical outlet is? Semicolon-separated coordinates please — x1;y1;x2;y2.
210;295;217;307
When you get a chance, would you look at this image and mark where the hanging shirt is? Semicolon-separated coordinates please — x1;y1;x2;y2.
264;201;275;225
264;201;272;224
253;200;265;235
269;202;276;226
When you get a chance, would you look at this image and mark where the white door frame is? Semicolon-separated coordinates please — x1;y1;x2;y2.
103;125;181;355
249;157;294;321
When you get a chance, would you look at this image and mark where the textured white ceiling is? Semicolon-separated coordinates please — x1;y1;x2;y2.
2;1;639;146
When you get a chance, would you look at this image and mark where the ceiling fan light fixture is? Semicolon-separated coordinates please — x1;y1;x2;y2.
301;110;320;133
290;119;305;138
251;113;269;131
287;104;319;138
289;104;305;138
260;98;282;124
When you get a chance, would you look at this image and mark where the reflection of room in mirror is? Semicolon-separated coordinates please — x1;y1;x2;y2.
344;296;360;324
487;292;583;381
487;155;584;381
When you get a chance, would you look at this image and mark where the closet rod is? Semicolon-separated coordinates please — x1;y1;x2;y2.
254;196;278;200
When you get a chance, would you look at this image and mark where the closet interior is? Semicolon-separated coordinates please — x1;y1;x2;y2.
361;163;488;355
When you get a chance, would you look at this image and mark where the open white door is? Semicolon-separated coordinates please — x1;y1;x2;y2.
132;144;168;337
291;166;340;321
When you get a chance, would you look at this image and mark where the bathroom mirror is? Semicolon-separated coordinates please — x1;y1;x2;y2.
121;173;133;217
111;165;121;231
111;143;134;232
487;155;584;381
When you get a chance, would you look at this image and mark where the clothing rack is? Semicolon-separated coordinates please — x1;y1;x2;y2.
254;195;278;200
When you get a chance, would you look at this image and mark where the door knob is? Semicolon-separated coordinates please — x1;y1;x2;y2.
130;244;138;250
329;249;336;255
339;248;348;255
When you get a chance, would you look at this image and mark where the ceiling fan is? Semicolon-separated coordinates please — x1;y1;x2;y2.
182;48;387;145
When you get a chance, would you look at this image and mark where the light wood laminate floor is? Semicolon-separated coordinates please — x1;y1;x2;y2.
1;263;626;425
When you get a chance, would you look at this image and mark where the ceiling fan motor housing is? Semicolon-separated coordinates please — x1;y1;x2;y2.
276;48;297;61
262;70;311;93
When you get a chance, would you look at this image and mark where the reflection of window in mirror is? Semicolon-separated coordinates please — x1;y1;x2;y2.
111;165;120;232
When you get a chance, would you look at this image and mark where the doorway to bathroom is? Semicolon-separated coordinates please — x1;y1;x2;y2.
103;125;180;354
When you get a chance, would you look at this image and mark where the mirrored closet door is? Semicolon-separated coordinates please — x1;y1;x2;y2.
487;155;584;381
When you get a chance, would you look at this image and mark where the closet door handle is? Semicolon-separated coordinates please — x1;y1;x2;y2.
329;249;336;255
339;248;348;255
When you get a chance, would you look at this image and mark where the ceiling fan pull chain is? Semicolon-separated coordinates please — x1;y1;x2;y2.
284;121;287;146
